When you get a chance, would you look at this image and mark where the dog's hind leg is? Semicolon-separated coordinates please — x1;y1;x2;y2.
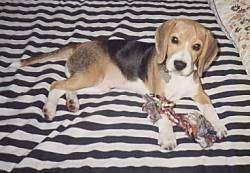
43;67;104;120
64;65;79;113
65;91;79;113
51;67;103;91
43;89;66;121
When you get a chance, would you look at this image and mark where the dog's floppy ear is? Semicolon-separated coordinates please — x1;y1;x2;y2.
197;30;218;77
155;20;176;64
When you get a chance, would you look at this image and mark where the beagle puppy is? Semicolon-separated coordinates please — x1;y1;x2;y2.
13;18;227;149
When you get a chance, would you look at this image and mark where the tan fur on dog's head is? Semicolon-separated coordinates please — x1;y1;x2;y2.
155;18;218;77
155;19;176;64
197;27;218;77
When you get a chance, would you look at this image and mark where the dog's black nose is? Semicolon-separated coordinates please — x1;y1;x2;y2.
174;60;187;71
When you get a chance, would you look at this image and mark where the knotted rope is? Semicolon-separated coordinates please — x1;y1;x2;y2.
142;94;217;148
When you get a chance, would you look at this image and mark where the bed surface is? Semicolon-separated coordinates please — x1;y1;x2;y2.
0;0;250;172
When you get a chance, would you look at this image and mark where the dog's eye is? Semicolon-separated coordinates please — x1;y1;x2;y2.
192;43;201;51
171;36;179;44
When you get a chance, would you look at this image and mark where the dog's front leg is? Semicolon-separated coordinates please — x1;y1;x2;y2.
116;79;150;95
157;116;177;150
193;90;227;139
116;79;177;149
116;79;178;149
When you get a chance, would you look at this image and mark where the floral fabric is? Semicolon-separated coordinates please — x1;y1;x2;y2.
210;0;250;74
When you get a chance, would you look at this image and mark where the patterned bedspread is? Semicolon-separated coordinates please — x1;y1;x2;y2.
0;0;250;172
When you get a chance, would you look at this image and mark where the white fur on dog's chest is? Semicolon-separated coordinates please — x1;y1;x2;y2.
164;73;198;101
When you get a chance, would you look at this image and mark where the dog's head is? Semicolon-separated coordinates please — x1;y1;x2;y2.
155;18;218;77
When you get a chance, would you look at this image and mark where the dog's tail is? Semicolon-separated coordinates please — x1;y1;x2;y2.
9;42;81;69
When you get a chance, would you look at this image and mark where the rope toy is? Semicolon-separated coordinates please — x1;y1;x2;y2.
142;94;217;148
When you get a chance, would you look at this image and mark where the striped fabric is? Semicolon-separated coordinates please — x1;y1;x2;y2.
0;0;250;172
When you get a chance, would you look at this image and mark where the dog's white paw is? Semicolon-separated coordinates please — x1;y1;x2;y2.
157;117;177;150
43;103;56;121
66;92;79;113
42;89;65;121
213;121;227;139
158;131;177;150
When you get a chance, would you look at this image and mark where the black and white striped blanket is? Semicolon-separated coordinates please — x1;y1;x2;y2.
0;0;250;172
